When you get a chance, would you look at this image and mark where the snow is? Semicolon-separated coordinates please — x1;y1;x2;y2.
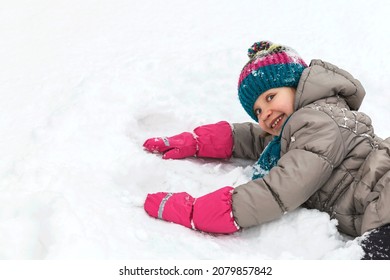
0;0;389;260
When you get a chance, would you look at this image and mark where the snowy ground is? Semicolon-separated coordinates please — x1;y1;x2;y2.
1;0;390;259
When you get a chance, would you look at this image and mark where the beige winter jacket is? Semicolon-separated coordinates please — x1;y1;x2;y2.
231;59;390;237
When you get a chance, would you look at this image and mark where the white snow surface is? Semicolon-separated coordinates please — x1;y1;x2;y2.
1;0;390;259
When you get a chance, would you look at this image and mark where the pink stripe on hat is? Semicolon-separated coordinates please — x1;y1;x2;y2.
238;52;306;87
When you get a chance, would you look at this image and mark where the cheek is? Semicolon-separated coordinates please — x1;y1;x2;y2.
258;121;268;131
288;96;295;114
286;108;293;116
282;102;294;116
288;105;295;115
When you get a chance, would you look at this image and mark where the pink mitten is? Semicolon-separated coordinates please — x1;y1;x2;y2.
144;191;195;229
143;121;233;159
144;187;240;234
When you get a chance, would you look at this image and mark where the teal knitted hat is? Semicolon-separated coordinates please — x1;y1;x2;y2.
238;41;307;121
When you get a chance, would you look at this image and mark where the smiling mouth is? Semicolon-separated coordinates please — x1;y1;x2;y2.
271;115;284;129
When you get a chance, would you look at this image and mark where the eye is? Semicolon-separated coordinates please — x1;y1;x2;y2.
266;94;275;102
254;108;262;116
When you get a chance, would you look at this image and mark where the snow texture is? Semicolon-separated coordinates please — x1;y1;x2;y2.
1;0;390;259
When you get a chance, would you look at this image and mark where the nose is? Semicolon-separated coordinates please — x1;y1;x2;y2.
260;107;271;122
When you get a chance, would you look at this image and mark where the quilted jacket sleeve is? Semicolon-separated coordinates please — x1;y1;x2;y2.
232;109;346;228
232;122;274;160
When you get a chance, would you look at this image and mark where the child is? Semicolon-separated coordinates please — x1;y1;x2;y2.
142;41;390;260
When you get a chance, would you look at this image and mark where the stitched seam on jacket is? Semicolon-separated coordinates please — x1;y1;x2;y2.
375;199;382;227
263;180;287;213
323;169;349;211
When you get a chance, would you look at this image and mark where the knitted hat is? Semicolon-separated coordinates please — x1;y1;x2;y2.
238;41;308;121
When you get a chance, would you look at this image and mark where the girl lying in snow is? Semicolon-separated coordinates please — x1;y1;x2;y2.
143;41;390;260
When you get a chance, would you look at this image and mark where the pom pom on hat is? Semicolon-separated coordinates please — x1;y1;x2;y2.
238;41;307;121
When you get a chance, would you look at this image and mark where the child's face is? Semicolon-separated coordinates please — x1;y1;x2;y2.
253;87;296;136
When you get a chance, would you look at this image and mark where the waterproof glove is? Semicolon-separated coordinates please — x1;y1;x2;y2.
143;121;233;159
144;186;240;234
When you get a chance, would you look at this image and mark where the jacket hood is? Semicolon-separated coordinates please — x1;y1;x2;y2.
294;59;366;111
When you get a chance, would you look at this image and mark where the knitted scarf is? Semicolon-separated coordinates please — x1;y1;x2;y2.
252;117;291;180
